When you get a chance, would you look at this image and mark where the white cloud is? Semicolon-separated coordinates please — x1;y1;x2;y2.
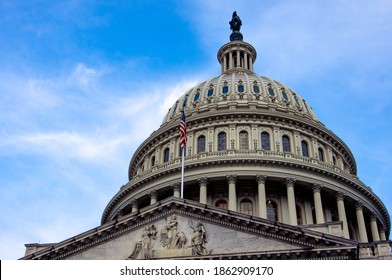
69;63;102;89
13;132;125;162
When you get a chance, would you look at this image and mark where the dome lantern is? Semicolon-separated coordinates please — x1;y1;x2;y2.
218;12;257;74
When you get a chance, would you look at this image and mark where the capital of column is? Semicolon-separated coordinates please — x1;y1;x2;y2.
335;191;346;201
256;174;267;184
227;174;237;184
131;199;139;207
285;177;296;187
312;183;322;193
149;190;157;200
172;182;181;192
355;201;364;211
198;177;208;186
370;213;377;222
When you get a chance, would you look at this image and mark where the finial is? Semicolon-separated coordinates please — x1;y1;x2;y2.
229;11;243;41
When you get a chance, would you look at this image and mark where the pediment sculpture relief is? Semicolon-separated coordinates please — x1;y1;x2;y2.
126;214;212;259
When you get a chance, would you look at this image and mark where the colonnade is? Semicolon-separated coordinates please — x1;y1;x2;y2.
127;175;386;243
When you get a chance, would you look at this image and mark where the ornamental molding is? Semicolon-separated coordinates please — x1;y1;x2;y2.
23;198;357;260
312;183;323;193
256;174;267;184
107;154;390;232
226;174;237;184
197;177;208;186
129;110;357;178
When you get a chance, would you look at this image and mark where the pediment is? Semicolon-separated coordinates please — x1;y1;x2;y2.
22;198;358;260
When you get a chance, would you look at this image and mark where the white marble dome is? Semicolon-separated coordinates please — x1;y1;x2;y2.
102;19;390;250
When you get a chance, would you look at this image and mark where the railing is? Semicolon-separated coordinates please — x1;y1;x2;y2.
132;150;359;185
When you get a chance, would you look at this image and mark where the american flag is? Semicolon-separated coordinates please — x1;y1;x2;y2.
179;110;187;149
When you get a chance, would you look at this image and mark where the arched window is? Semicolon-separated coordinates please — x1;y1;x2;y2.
240;199;253;215
217;132;227;151
332;155;337;165
222;85;229;94
253;85;260;94
151;155;156;167
193;91;200;102
239;131;249;149
281;89;289;101
267;85;275;97
318;147;324;162
215;200;228;209
261;132;270;150
163;147;170;163
197;135;206;153
207;87;214;97
266;199;278;221
301;141;309;157
282;135;291;153
238;84;244;93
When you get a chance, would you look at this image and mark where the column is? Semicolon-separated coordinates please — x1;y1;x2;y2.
172;182;180;198
370;213;380;242
356;202;368;242
149;190;157;205
244;52;248;69
236;50;240;67
335;192;350;238
227;174;237;211
198;177;208;204
223;55;227;72
229;52;233;69
256;175;267;219
312;184;325;224
286;178;297;226
249;56;253;71
131;199;139;213
379;227;387;241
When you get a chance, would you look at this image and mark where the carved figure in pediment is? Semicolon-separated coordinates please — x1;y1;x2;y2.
127;224;157;259
161;214;187;249
188;220;212;255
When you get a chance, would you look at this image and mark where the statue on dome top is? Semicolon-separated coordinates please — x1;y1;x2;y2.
229;11;242;32
229;11;243;41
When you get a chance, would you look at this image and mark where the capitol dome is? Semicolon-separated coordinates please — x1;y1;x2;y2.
22;12;391;260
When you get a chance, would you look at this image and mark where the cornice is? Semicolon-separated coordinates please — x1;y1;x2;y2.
105;152;389;233
23;198;357;260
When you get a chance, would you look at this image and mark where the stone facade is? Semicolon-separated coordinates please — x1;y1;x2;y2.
22;13;391;260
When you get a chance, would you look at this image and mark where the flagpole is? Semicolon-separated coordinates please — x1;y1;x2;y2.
180;146;185;199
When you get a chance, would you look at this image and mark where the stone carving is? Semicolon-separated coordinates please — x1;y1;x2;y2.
161;214;187;249
188;220;212;256
127;225;157;259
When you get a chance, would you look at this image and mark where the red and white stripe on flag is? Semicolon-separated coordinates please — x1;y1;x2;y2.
180;110;187;148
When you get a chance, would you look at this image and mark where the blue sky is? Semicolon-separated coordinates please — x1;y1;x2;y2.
1;0;391;259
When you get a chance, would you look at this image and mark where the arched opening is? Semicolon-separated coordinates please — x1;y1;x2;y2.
282;135;291;153
163;147;170;163
301;140;309;157
318;147;324;162
266;199;278;221
215;199;228;209
240;199;253;215
197;135;206;153
239;131;249;149
217;132;227;151
261;132;270;150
